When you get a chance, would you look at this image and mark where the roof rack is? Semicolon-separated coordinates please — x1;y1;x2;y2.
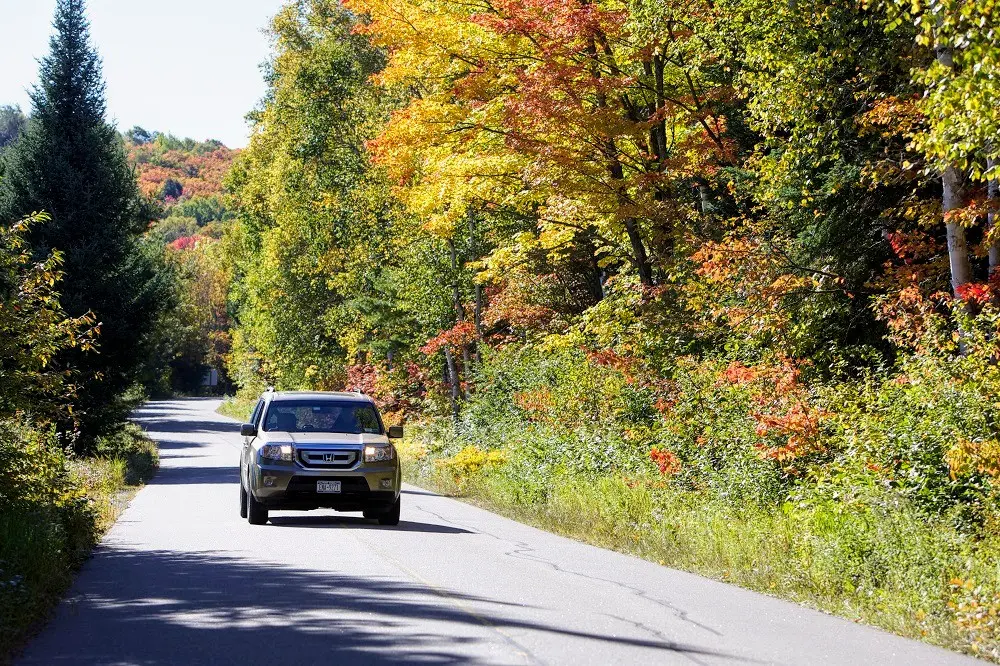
265;386;275;393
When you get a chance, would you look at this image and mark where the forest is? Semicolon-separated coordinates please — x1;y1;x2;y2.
3;0;1000;660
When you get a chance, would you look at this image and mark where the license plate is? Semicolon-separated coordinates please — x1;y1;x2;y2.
317;481;342;494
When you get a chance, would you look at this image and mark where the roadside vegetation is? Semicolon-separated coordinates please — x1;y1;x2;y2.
0;424;157;662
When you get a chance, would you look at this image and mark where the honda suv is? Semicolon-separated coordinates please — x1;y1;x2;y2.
238;390;403;526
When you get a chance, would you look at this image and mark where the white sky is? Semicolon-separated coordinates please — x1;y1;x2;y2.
0;0;285;147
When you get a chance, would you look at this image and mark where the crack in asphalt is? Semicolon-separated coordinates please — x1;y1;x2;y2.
600;614;710;666
411;501;725;640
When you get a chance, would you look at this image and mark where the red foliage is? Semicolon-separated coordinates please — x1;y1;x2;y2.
344;362;425;415
649;447;682;476
751;402;825;463
129;142;238;202
482;281;560;334
514;387;553;421
956;282;995;305
585;348;639;383
721;361;759;384
717;358;826;465
420;321;478;355
345;363;382;397
168;236;204;251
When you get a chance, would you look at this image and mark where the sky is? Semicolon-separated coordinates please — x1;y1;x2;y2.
0;0;285;148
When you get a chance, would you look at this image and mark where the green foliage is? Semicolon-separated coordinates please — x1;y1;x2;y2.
0;105;27;151
0;0;171;447
224;0;399;390
0;215;96;421
402;329;1000;657
0;420;92;661
168;196;233;226
0;419;157;662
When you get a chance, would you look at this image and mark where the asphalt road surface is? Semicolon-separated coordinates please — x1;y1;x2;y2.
18;399;983;665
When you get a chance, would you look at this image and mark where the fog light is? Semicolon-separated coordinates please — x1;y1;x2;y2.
379;479;393;490
263;476;277;487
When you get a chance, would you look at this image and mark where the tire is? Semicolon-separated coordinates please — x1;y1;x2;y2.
247;486;269;525
239;480;248;519
377;497;401;526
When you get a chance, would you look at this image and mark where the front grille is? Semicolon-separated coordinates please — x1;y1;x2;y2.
297;449;359;469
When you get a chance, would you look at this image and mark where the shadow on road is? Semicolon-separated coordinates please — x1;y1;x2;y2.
134;418;238;435
268;515;473;534
22;547;756;665
148;466;239;485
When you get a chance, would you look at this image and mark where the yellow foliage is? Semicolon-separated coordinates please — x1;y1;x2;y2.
946;438;1000;480
436;445;508;484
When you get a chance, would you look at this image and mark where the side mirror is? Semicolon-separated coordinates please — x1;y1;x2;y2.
387;425;404;439
240;423;258;438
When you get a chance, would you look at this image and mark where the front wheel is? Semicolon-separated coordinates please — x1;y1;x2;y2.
239;480;248;519
377;497;401;526
247;486;269;525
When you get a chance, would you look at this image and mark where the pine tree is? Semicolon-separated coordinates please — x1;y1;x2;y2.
0;0;167;448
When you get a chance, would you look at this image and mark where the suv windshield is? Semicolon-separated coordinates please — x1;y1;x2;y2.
263;400;382;434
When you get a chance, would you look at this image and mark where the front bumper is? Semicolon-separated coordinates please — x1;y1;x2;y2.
250;460;401;511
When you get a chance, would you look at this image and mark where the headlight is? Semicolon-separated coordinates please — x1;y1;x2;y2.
364;445;395;463
261;444;293;462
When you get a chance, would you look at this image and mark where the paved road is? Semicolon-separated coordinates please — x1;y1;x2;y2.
18;399;982;665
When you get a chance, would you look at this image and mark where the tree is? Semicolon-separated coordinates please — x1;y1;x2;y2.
225;0;400;391
0;214;96;421
125;125;155;144
0;105;27;151
0;0;169;447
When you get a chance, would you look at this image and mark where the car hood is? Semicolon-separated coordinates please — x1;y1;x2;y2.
262;432;390;447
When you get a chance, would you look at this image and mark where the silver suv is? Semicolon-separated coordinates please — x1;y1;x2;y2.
238;390;403;526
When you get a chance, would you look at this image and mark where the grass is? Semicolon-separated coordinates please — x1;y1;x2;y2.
0;423;158;664
70;424;159;532
217;394;255;422
399;438;1000;663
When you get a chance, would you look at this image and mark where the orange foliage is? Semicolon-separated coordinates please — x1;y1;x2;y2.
719;358;827;467
129;141;238;201
649;447;682;476
514;387;554;420
420;321;478;356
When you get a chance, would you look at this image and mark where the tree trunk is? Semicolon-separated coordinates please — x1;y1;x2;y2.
473;283;484;365
943;164;972;297
935;45;973;300
590;37;654;288
988;156;999;276
448;238;472;398
468;217;484;367
623;216;654;287
444;346;460;420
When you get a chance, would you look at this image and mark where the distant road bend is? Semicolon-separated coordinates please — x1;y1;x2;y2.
18;399;984;665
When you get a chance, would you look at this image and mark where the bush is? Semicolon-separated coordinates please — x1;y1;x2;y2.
0;420;158;661
0;421;94;660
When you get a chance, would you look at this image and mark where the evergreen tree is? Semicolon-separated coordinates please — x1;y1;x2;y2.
0;0;168;448
0;105;27;151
